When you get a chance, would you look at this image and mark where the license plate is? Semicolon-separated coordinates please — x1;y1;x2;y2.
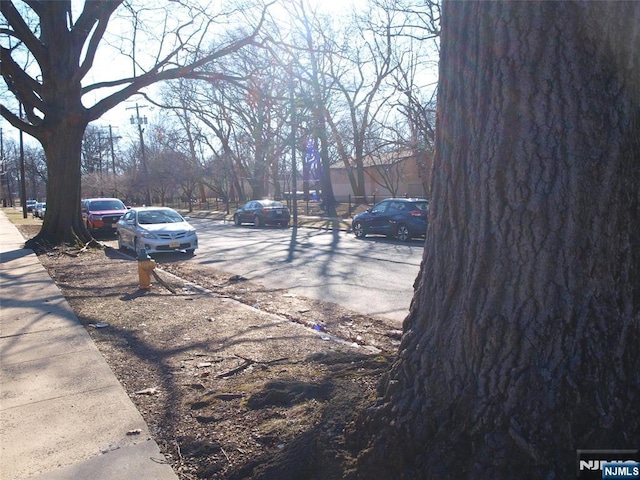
111;223;117;228
276;209;282;214
169;242;180;248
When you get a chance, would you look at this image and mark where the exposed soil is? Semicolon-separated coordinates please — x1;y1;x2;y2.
18;225;400;479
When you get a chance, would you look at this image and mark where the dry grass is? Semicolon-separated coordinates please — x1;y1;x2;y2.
2;207;42;226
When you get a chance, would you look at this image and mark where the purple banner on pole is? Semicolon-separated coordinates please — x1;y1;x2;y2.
304;138;321;181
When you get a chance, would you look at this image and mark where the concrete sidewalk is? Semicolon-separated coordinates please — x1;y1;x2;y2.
0;212;177;479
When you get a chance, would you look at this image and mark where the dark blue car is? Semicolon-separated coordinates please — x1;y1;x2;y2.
352;198;429;241
233;200;291;227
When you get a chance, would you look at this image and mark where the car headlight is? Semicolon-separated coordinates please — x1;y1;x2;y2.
92;215;103;220
140;230;158;239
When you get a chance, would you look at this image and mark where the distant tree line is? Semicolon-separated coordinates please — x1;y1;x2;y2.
1;0;440;214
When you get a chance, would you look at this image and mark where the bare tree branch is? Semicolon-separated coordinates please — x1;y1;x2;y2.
0;0;45;61
74;1;124;83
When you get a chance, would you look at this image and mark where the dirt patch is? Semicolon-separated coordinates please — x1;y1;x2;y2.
19;225;399;479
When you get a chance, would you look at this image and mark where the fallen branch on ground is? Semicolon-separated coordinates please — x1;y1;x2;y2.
151;269;177;294
216;355;289;378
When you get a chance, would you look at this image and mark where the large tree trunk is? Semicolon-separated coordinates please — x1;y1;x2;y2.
353;2;640;478
22;0;94;249
27;119;92;248
319;128;337;216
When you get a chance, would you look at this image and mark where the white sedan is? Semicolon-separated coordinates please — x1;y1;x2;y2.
116;206;198;256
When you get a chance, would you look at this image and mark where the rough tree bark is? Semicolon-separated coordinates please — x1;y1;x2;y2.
352;2;640;478
38;119;90;246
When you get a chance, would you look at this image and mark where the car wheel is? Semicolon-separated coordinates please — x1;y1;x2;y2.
396;224;411;242
117;232;125;251
253;215;261;227
133;237;141;256
233;214;241;226
353;221;366;238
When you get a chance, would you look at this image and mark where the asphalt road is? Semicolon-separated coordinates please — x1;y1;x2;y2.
195;219;425;323
105;220;426;325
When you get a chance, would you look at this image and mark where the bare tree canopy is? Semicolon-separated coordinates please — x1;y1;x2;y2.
352;1;640;478
1;0;264;246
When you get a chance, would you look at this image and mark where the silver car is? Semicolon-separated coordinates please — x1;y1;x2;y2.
32;202;46;219
116;206;198;256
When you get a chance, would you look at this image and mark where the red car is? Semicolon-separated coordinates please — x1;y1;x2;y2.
81;197;127;233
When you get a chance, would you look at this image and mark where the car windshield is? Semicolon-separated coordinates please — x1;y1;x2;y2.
137;210;184;225
89;200;125;210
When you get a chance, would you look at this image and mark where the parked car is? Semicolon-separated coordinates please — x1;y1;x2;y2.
32;202;46;219
351;198;429;241
117;206;198;255
81;197;127;233
26;199;37;212
233;200;291;227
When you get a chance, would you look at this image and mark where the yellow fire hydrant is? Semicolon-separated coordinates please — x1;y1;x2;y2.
137;249;156;290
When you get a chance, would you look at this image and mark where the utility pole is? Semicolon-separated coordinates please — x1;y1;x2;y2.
0;128;6;207
127;103;150;205
97;130;103;174
108;125;120;197
0;128;14;207
19;104;27;218
108;125;119;176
